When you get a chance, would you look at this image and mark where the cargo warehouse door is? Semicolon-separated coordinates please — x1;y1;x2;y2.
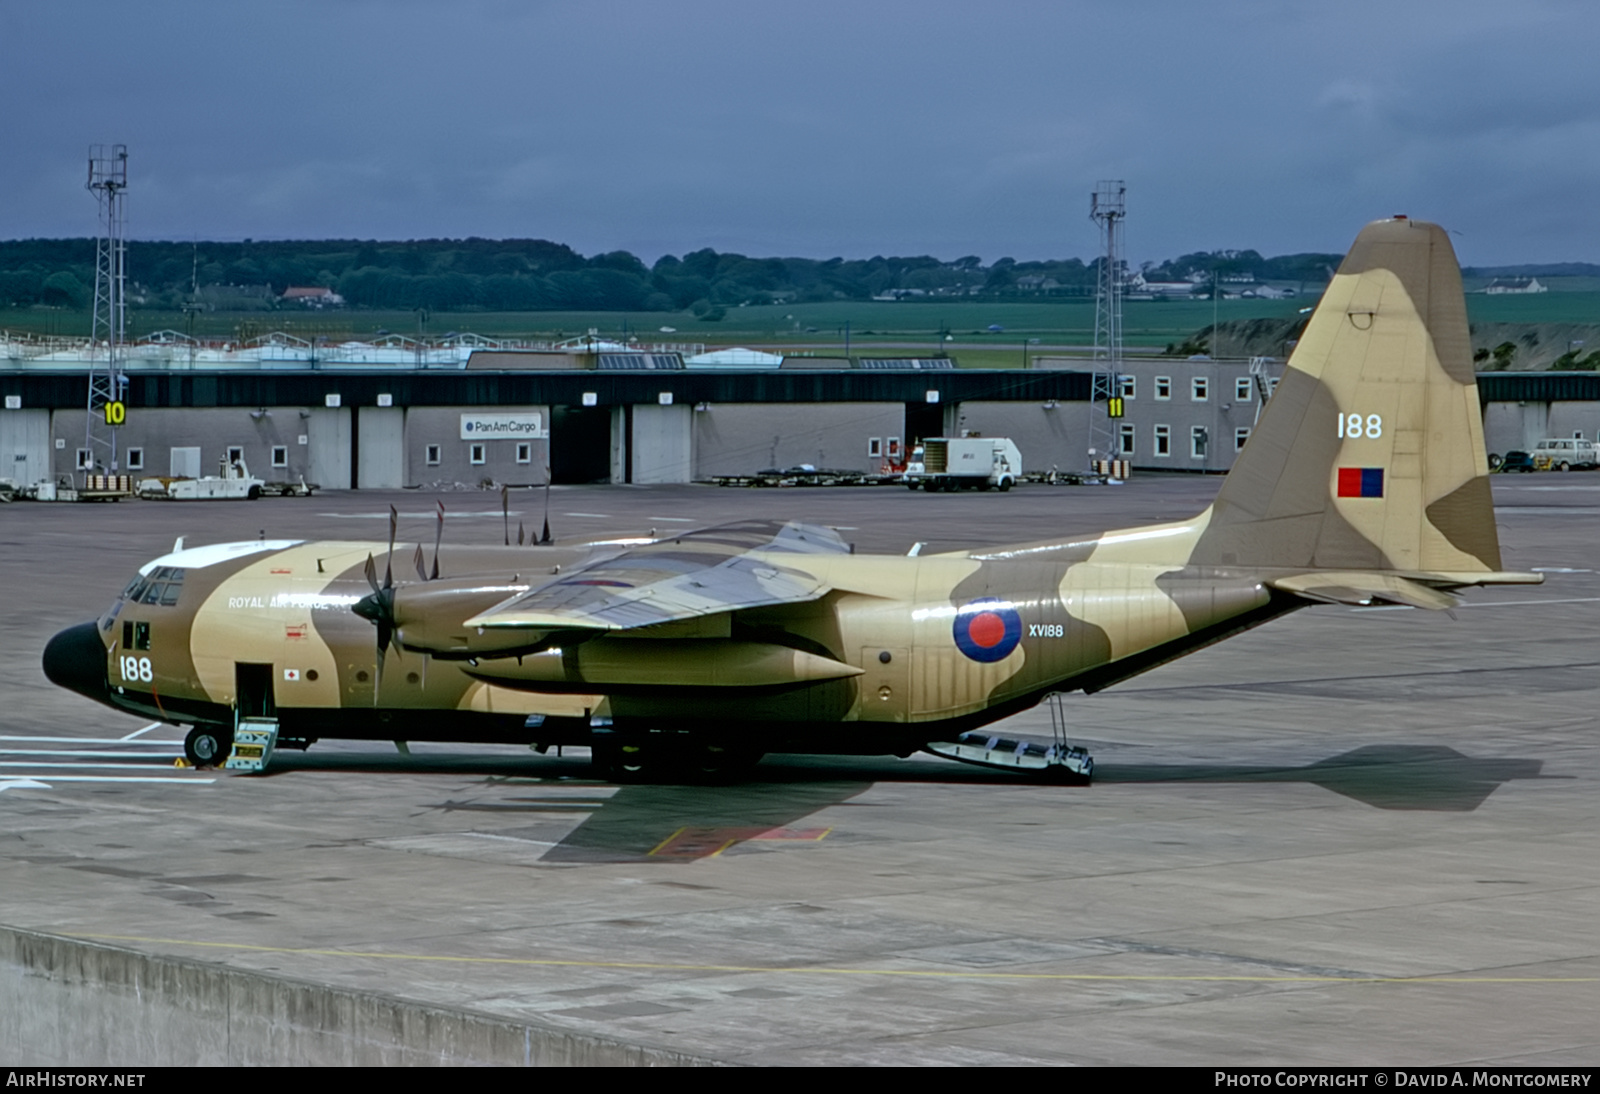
549;405;612;484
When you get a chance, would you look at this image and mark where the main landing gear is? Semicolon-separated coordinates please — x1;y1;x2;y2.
591;735;765;784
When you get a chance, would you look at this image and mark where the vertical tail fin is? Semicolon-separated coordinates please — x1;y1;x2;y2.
1194;217;1502;574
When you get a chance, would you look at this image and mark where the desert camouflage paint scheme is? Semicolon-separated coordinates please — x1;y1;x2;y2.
44;219;1540;773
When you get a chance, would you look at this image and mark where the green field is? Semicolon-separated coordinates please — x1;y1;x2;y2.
5;289;1599;360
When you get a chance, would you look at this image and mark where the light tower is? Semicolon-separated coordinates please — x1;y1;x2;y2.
84;144;129;479
1088;179;1125;472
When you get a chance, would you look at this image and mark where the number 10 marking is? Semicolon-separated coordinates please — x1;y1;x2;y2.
1338;413;1382;439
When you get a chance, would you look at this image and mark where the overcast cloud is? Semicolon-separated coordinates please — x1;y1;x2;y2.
3;0;1597;266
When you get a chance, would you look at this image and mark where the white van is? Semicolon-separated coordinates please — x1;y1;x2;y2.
1531;437;1600;471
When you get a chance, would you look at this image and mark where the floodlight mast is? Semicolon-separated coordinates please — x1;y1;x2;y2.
84;144;128;481
1089;179;1125;473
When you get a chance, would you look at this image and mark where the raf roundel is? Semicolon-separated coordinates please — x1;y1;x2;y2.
952;598;1023;663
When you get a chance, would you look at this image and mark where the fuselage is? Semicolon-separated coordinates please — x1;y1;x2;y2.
43;528;1285;755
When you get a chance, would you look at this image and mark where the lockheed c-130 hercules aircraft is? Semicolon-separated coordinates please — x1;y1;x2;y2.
44;218;1540;781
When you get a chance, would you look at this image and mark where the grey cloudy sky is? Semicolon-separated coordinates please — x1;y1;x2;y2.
4;0;1598;266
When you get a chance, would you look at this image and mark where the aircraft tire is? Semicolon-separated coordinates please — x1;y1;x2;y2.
684;743;764;783
184;726;233;768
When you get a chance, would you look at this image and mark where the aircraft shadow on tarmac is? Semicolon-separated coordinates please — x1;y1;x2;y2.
269;743;1549;864
1099;744;1549;812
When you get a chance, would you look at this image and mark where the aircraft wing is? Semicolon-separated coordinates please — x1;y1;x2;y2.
463;519;850;632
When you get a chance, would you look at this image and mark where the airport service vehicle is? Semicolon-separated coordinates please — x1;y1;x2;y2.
137;457;264;501
1530;437;1599;471
44;219;1540;782
904;437;1022;492
1492;451;1535;473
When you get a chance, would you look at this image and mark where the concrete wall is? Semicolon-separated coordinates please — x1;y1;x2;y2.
0;406;49;484
47;407;326;483
950;402;1091;474
630;403;692;484
691;402;904;477
0;925;715;1066
402;406;550;488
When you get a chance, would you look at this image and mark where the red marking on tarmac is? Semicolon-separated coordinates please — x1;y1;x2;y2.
649;825;833;859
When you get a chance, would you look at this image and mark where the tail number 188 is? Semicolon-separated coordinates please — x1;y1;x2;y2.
1338;413;1382;439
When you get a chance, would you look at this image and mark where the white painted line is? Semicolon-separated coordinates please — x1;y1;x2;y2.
1;762;186;771
646;516;696;522
120;723;162;741
563;512;612;518
0;779;52;793
0;775;215;785
0;737;186;746
0;749;184;759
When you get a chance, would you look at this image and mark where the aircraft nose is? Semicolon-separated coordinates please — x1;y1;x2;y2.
43;621;110;701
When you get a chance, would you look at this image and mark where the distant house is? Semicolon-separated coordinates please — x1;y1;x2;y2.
282;286;346;307
1485;277;1547;295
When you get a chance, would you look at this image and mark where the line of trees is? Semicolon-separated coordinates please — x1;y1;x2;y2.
0;237;1343;315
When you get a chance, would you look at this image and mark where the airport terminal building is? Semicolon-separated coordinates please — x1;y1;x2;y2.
2;345;1597;488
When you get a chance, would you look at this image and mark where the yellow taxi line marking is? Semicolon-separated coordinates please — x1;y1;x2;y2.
64;934;1598;984
647;827;687;856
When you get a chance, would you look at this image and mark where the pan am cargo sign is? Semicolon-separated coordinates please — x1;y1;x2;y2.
460;412;547;440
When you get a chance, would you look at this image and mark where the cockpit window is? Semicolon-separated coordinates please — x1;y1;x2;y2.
122;568;186;608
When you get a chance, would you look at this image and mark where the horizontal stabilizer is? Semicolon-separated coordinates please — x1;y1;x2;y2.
1269;572;1461;610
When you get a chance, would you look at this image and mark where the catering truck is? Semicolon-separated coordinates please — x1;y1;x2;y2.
903;437;1022;492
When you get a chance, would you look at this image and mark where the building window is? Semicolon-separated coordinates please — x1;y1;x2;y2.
1191;426;1209;458
1119;425;1135;455
469;443;486;465
1235;427;1251;452
887;437;901;459
1236;377;1253;402
1267;377;1280;396
515;442;532;464
1192;377;1209;402
1119;375;1136;399
1155;377;1171;401
76;448;93;470
1154;425;1171;457
271;446;288;468
868;437;883;458
125;448;144;471
226;445;244;466
425;445;441;466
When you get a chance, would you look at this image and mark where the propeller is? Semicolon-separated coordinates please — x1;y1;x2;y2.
539;467;553;545
352;505;401;697
431;501;444;579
